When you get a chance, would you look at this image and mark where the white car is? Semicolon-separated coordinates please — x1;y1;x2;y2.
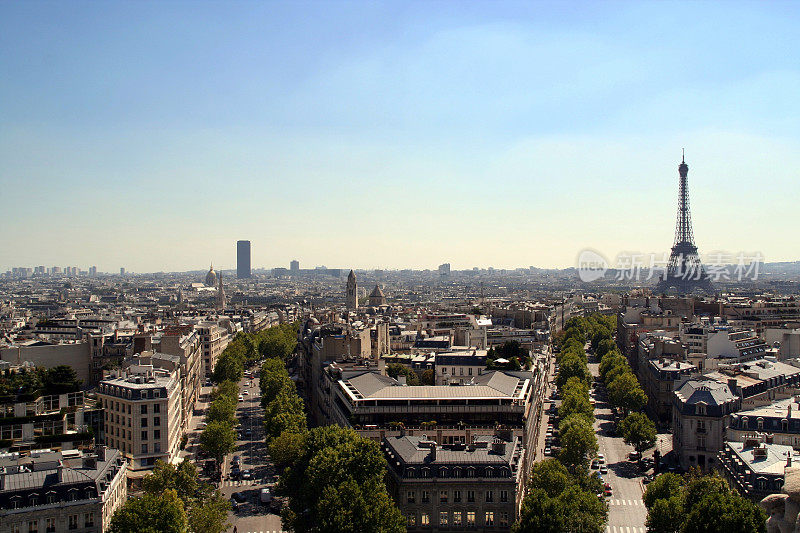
243;390;249;396
597;453;605;464
238;394;244;402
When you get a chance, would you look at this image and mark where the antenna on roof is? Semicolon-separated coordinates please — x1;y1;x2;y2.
682;148;685;163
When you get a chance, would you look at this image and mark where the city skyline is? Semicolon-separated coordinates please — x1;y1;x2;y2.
2;1;800;272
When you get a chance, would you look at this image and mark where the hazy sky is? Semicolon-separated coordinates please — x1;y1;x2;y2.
2;1;799;273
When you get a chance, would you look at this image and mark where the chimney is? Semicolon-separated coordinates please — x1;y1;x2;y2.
57;461;64;482
491;437;507;455
427;442;437;462
789;453;793;468
398;375;407;386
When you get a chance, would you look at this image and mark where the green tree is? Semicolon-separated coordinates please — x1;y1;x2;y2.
596;338;617;358
608;372;647;413
558;415;598;471
618;412;657;453
207;396;237;426
212;354;243;384
386;363;420;385
43;365;82;394
278;426;404;533
200;421;236;467
646;496;684;533
269;431;307;469
682;491;766;533
643;472;684;509
556;353;591;389
187;492;231;533
512;488;565;533
108;489;188;533
212;380;239;403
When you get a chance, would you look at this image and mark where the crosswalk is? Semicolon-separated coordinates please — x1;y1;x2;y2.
608;499;644;506
220;480;259;487
606;527;645;533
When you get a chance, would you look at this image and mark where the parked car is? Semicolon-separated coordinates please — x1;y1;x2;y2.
243;390;249;396
260;488;273;504
591;460;600;470
597;453;605;464
629;451;641;461
544;447;552;456
600;465;608;474
242;469;252;480
238;394;244;402
245;428;252;438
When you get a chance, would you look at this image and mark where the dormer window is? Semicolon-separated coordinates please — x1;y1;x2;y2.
758;417;764;430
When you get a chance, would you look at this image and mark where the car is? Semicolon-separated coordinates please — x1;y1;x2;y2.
643;474;654;484
597;453;605;464
232;455;241;465
591;460;600;470
629;451;641;461
232;492;246;503
243;390;249;396
544;447;552;456
198;421;207;429
242;469;252;480
260;488;273;504
230;466;241;479
604;488;613;497
599;465;608;474
238;394;244;402
245;428;253;438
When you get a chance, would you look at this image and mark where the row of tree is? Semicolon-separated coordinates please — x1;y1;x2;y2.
514;316;607;532
199;380;239;471
592;323;657;454
643;470;766;533
212;323;298;384
246;331;406;532
109;461;230;533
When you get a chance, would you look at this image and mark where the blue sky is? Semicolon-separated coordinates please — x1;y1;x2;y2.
1;1;799;272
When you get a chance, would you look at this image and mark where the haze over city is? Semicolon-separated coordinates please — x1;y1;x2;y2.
2;1;800;272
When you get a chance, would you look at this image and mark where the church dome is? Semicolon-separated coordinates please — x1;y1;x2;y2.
205;264;217;287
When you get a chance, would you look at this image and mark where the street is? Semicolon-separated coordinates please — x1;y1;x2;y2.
588;358;647;533
188;370;285;533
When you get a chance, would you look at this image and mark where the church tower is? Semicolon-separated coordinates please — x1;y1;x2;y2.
216;272;226;312
346;270;357;309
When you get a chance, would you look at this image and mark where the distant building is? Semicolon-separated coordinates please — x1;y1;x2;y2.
346;270;358;309
0;447;127;533
438;263;451;278
368;285;387;307
119;268;125;276
383;434;522;531
290;260;299;273
237;240;251;279
205;264;217;287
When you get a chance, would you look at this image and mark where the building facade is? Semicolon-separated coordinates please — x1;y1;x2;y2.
236;240;251;279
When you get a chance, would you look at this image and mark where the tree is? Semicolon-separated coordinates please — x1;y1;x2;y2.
200;421;236;466
43;365;82;394
643;472;684;509
278;426;405;533
512;487;565;533
682;491;767;533
108;489;188;533
646;495;684;533
420;368;435;385
140;461;230;533
386;363;420;385
608;372;647;413
207;396;237;426
619;412;657;453
270;431;307;469
528;459;572;498
558;415;598;471
212;380;239;403
212;354;243;384
556;353;591;389
596;338;617;358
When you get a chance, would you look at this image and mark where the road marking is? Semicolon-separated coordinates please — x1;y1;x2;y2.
627;499;633;506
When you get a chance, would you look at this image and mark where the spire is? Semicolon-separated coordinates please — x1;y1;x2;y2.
682;148;685;163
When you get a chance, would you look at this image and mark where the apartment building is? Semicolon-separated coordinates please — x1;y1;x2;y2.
0;447;126;533
434;351;488;385
383;434;523;532
717;439;796;501
195;322;230;378
97;362;182;473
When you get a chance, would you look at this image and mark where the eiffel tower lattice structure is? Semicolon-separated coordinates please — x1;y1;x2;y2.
655;152;714;294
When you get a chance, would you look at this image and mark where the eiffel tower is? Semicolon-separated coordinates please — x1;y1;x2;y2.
655;151;714;294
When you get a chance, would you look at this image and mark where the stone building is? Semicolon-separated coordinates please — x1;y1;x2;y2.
97;361;182;474
0;447;126;533
346;270;358;310
368;285;387;307
383;434;523;531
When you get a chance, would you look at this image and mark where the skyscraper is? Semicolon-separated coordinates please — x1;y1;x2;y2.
290;259;300;273
237;240;251;279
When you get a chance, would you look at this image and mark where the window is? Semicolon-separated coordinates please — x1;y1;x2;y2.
45;518;55;533
453;490;462;503
421;491;430;503
154;390;161;398
467;511;476;526
84;513;94;528
500;512;509;527
141;417;148;427
407;491;416;504
467;490;475;502
68;515;78;530
442;368;447;374
29;494;38;506
47;492;56;504
407;515;416;527
154;417;161;427
485;511;495;526
440;490;448;504
453;512;462;526
500;490;508;502
485;490;494;502
27;521;38;533
421;513;430;526
141;405;148;414
154;402;160;412
142;444;148;454
154;429;161;439
468;368;473;376
439;512;448;526
485;467;493;477
142;431;148;441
